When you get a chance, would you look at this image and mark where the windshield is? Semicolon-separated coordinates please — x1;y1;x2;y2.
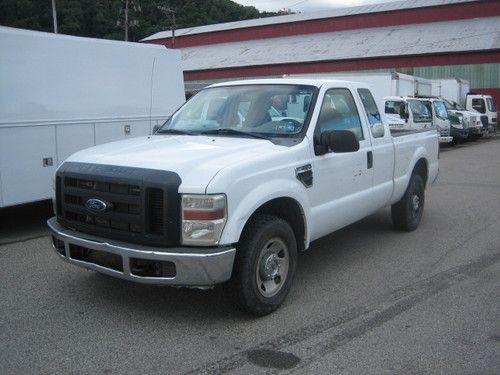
443;99;454;110
443;99;464;110
486;97;496;112
408;100;432;123
157;84;317;139
433;101;448;120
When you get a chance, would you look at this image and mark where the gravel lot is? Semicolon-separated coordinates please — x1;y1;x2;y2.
1;136;499;374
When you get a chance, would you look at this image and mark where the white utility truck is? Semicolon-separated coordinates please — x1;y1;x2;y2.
432;78;496;133
384;96;453;144
0;26;185;207
48;78;439;315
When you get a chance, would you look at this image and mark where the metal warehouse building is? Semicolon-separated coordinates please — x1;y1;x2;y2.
143;0;500;102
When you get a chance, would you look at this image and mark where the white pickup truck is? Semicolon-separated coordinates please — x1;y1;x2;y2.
48;78;439;315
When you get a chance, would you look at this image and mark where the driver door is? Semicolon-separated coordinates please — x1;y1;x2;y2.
308;87;374;241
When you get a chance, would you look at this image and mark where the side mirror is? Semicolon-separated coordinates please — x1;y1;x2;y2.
316;130;360;155
371;123;385;138
152;124;160;134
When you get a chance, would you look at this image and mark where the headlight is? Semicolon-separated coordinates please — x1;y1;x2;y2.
181;194;227;246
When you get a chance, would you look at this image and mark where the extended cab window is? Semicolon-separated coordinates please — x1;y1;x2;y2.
357;88;381;125
358;88;384;138
317;88;364;140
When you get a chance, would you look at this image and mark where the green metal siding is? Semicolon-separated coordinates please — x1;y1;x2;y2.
325;64;500;89
413;63;500;89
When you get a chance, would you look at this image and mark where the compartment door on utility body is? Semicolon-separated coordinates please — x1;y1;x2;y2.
308;86;374;240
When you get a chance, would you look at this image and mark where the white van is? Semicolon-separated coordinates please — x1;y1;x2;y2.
0;27;185;207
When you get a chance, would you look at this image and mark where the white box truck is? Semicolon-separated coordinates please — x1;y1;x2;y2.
432;78;496;133
0;27;185;207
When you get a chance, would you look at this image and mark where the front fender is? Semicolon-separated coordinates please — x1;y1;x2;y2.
219;178;312;248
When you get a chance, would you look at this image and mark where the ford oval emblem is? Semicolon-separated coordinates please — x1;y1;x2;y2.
85;198;110;212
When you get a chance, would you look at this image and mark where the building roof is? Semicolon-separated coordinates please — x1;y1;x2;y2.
180;17;500;72
142;0;476;41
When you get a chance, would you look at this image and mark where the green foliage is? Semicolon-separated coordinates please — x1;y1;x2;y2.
0;0;280;41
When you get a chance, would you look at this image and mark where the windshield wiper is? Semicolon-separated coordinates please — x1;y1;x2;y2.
199;128;270;140
156;128;193;135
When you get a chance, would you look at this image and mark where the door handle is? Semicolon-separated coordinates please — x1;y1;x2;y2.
367;151;373;169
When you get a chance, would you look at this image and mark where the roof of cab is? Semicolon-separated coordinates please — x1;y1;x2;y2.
207;77;369;89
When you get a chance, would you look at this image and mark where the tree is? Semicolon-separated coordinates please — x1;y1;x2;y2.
0;0;281;42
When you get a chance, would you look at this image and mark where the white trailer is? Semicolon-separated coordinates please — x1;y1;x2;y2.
0;27;185;207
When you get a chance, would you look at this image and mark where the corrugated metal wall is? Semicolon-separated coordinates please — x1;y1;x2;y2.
413;63;500;89
330;63;500;89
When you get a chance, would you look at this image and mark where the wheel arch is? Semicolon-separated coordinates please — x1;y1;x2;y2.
413;157;428;186
244;197;307;253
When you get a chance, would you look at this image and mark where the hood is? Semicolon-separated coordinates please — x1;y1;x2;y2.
66;134;282;192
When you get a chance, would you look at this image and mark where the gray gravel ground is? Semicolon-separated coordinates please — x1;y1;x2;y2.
0;136;499;374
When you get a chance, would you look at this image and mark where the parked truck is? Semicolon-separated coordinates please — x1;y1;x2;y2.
432;78;497;133
48;78;439;315
0;26;185;207
384;96;453;144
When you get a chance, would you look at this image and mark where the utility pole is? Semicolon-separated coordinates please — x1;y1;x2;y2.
124;0;129;41
51;0;58;34
156;5;176;48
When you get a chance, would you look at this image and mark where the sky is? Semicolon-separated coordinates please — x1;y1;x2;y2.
233;0;402;13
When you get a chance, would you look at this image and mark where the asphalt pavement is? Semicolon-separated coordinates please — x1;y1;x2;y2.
1;136;499;374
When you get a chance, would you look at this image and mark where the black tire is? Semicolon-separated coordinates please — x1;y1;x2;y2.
391;173;425;232
225;214;297;316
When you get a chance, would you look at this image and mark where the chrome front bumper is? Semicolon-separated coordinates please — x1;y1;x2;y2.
47;217;236;286
438;136;453;143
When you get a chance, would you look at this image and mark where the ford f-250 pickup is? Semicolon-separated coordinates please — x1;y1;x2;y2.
48;78;439;315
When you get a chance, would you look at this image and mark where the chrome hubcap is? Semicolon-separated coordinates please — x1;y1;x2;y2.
260;254;280;280
256;238;289;298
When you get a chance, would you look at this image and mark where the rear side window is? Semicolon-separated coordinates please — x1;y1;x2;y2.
357;88;381;126
472;98;486;113
317;88;364;140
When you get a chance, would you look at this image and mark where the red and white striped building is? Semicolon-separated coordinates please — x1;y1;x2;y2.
143;0;500;102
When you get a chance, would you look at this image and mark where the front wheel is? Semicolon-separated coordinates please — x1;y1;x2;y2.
225;215;297;316
391;174;425;231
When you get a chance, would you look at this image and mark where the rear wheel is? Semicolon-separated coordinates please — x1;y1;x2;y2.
391;174;425;231
225;214;297;316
